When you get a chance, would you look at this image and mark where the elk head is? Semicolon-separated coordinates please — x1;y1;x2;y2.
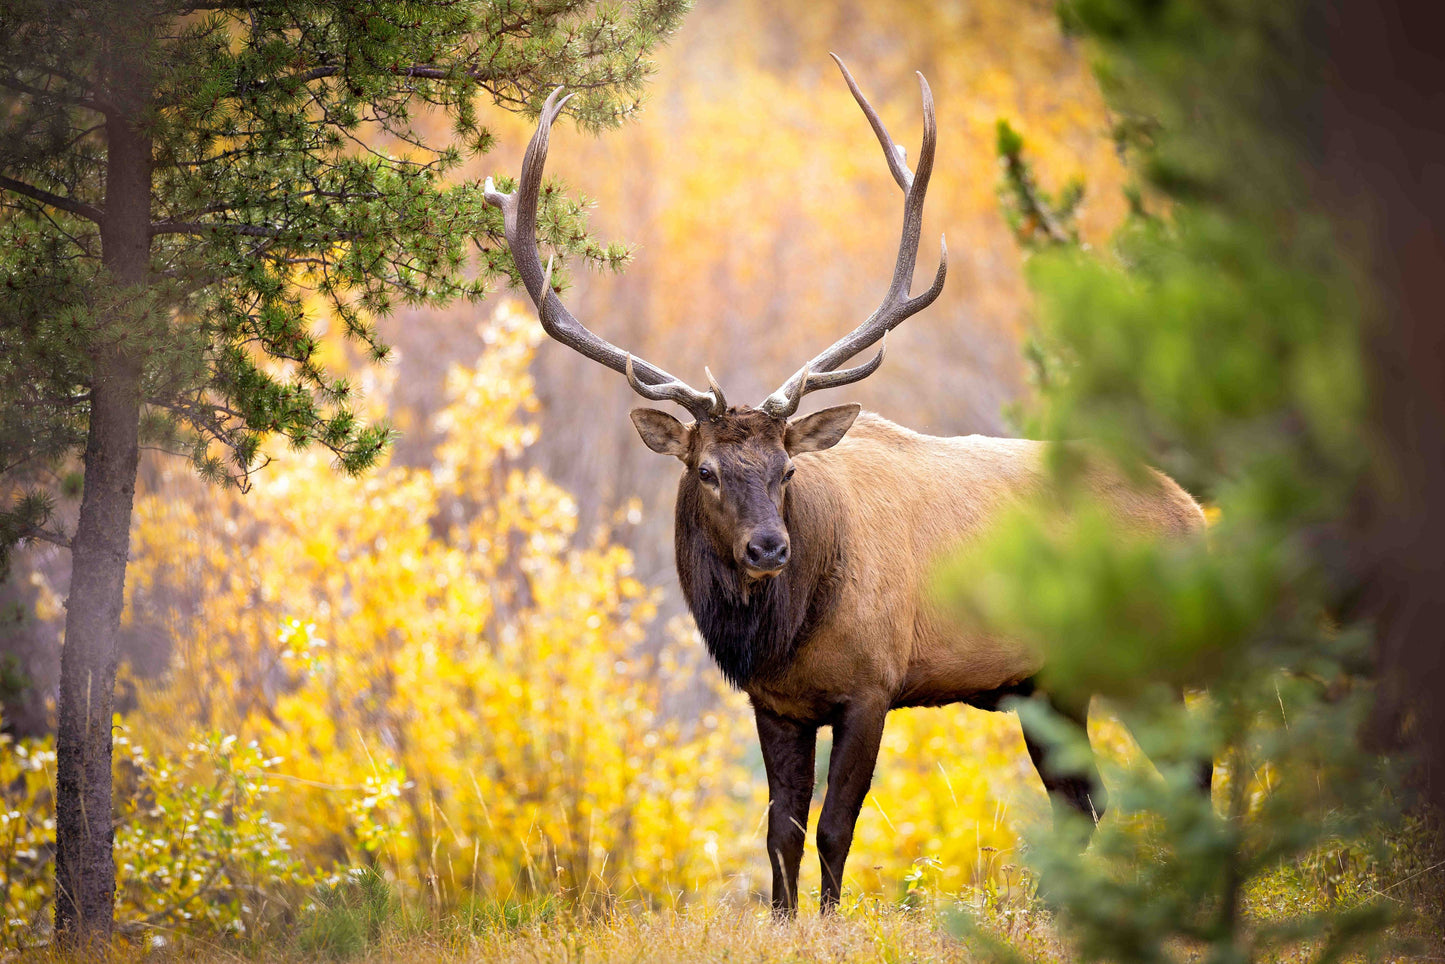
630;404;862;577
483;54;946;579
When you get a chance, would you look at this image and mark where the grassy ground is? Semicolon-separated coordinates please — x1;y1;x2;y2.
311;905;1037;964
13;839;1444;964
17;900;1066;964
15;895;1445;964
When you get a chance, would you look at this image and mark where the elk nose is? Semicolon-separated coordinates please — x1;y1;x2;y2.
745;533;790;571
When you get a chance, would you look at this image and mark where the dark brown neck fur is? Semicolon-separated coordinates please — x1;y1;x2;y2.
674;465;844;689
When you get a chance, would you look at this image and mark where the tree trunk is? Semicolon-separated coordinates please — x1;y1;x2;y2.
53;354;142;947
1321;0;1445;811
53;22;152;947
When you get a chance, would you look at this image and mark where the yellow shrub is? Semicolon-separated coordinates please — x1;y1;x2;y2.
123;302;761;907
0;726;52;947
847;706;1040;903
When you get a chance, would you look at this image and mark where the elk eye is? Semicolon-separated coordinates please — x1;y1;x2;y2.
697;465;715;484
783;466;796;483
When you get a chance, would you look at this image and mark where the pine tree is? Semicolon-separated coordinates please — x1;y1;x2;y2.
0;0;688;945
945;0;1444;958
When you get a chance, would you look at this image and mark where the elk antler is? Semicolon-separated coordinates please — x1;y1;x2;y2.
759;54;948;419
483;88;725;422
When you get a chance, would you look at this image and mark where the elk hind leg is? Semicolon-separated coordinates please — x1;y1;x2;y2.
1019;695;1107;828
1182;687;1214;796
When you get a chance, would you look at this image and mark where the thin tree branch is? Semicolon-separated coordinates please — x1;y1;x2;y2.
240;62;508;95
1001;148;1071;245
18;526;72;551
0;174;103;223
0;72;113;115
150;221;283;238
151;220;370;241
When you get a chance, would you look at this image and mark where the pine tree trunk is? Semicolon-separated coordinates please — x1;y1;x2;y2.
52;352;141;947
53;24;152;947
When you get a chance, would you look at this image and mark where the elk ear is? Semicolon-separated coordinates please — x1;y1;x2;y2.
630;408;691;460
785;403;861;455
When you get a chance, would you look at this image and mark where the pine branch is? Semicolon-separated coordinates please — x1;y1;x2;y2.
20;526;71;550
0;174;103;223
996;120;1074;248
232;62;509;99
150;221;284;238
0;72;113;115
1004;152;1071;246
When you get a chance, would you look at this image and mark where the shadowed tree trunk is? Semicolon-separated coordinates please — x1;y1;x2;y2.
53;21;153;946
1320;0;1445;811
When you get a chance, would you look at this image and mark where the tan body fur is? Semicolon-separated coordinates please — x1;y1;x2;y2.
745;412;1205;722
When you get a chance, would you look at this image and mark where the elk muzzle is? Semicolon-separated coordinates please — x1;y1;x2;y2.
740;529;791;577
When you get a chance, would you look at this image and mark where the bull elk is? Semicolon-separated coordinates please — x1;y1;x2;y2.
483;56;1208;916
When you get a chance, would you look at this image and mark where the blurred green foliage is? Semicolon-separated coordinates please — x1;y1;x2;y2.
943;0;1425;960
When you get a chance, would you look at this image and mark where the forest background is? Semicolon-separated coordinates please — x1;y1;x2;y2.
4;0;1431;953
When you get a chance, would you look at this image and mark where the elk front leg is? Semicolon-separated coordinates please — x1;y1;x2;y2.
754;702;818;918
817;697;888;913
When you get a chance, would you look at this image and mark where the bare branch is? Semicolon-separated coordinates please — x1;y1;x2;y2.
0;72;113;115
149;221;280;237
0;174;103;223
18;526;72;551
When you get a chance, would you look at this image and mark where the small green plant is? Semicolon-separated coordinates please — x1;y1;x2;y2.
295;868;398;960
899;856;943;910
457;895;559;933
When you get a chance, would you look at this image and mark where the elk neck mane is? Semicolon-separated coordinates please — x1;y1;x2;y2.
673;467;845;689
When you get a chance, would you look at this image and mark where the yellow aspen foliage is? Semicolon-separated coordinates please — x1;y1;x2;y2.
846;707;1042;900
122;301;762;906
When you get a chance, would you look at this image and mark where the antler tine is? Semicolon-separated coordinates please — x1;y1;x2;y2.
760;57;949;419
799;340;887;394
484;87;723;422
626;354;727;416
830;52;911;193
704;367;728;413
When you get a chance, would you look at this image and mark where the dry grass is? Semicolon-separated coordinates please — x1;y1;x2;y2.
17;893;1443;964
20;901;1067;964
